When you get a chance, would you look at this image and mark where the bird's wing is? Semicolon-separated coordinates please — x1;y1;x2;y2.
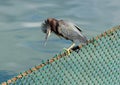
74;25;82;32
64;21;84;37
58;21;83;38
58;20;87;42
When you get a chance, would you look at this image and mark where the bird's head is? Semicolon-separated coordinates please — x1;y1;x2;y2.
41;18;57;33
41;18;57;46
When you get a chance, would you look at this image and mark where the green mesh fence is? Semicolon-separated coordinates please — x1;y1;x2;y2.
1;26;120;85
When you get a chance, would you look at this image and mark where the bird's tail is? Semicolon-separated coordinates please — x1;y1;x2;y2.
79;35;88;45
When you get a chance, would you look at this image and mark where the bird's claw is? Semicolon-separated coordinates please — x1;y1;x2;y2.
63;48;71;55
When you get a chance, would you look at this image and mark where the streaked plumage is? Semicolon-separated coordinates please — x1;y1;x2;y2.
41;18;87;51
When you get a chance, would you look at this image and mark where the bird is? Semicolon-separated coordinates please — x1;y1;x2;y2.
41;18;88;55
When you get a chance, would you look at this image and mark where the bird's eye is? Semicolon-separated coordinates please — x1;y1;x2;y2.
45;20;47;24
45;19;49;24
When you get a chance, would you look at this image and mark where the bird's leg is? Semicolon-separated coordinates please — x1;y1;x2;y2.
68;43;75;50
64;43;75;55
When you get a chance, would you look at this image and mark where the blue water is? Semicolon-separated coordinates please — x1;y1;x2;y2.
0;0;120;83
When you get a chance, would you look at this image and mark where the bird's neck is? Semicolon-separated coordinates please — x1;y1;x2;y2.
50;20;59;34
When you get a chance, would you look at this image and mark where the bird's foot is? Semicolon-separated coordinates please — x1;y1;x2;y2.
63;43;75;56
63;48;71;55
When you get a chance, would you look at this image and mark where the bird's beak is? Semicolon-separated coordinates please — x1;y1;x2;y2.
44;28;51;46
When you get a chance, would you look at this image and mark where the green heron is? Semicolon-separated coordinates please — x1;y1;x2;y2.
41;18;87;54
